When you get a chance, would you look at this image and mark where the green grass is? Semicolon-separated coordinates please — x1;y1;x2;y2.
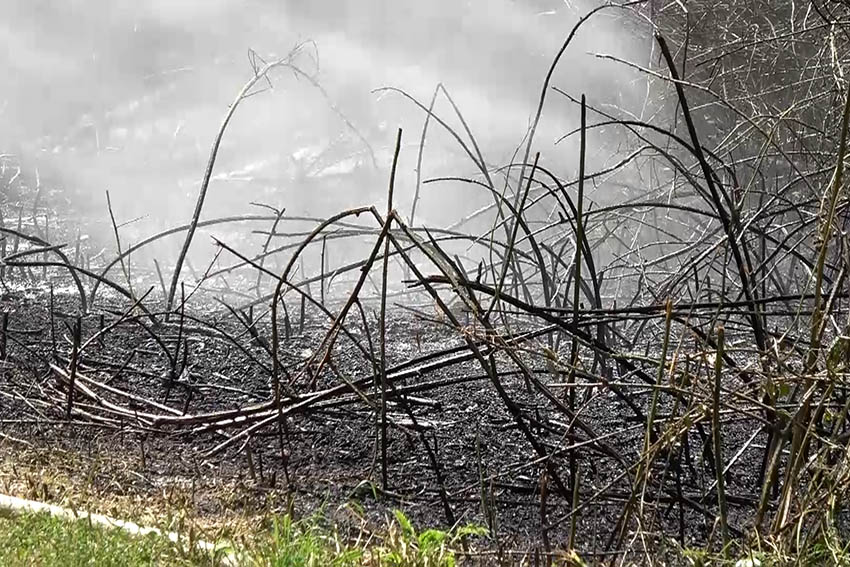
13;503;847;566
2;500;849;567
0;507;485;566
0;511;205;566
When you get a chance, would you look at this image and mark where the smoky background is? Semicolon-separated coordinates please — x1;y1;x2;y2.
0;0;654;286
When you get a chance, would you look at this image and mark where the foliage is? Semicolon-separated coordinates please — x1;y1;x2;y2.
0;507;486;567
0;512;205;566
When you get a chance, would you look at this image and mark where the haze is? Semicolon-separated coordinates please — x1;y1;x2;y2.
1;0;648;251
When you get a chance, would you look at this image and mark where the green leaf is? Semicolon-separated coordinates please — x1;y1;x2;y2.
417;528;447;549
450;524;488;543
392;510;415;538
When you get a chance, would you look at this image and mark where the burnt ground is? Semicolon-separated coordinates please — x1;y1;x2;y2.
1;156;836;566
0;281;768;565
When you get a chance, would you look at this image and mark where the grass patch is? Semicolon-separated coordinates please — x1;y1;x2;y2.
0;506;485;566
0;511;204;566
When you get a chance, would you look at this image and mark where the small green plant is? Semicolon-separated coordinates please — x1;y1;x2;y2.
369;509;487;567
239;507;486;566
248;512;362;567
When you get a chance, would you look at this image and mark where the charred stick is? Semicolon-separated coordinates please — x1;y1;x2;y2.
0;311;7;361
379;128;403;490
64;316;82;419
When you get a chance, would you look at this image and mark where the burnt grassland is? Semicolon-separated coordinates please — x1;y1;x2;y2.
3;3;850;564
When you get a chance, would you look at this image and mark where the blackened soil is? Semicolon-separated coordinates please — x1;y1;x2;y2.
0;282;769;564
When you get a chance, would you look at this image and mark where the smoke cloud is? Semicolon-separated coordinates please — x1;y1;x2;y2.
1;1;648;246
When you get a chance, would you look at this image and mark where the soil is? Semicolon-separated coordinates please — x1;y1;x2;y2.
0;284;767;562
